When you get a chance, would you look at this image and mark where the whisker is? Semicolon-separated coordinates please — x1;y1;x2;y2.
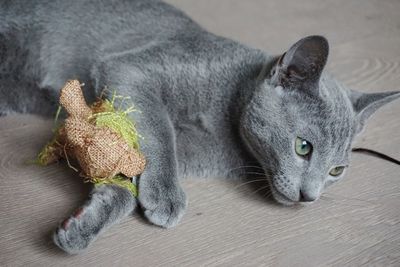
319;193;380;209
263;190;273;199
263;192;272;198
237;171;266;177
233;178;268;190
224;165;264;175
251;185;269;195
230;165;263;170
324;192;377;205
232;185;271;200
320;195;333;201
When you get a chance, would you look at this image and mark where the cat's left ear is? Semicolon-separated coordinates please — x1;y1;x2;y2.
270;35;329;96
349;89;400;133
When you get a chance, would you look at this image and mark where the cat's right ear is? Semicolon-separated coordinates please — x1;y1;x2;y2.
348;89;400;134
270;35;329;96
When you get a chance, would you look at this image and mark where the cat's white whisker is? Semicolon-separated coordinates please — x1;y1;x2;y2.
251;185;269;194
224;165;264;176
238;171;267;177
324;192;377;205
233;178;268;190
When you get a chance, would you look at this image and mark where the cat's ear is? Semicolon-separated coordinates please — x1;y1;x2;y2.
349;89;400;133
270;35;329;96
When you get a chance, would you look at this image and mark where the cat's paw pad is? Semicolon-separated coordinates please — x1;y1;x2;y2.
53;208;94;254
61;208;85;230
139;185;187;228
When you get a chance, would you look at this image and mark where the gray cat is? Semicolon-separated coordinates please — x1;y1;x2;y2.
1;0;399;254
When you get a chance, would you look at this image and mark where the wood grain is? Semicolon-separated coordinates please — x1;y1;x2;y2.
1;0;400;266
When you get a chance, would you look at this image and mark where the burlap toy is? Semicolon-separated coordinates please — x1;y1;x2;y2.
37;80;146;196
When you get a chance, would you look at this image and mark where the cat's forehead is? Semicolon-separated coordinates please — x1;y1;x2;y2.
286;85;352;121
285;78;355;150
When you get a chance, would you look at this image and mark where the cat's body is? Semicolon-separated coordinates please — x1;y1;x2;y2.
1;0;399;254
1;0;262;179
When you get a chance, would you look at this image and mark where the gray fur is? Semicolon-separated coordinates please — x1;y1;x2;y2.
54;185;137;254
1;0;399;253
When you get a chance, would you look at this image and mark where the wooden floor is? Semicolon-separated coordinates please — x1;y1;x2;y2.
1;0;400;266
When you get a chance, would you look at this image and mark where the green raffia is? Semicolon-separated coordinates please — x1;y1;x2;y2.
35;131;63;166
90;175;138;197
89;94;141;150
54;105;62;124
35;141;56;165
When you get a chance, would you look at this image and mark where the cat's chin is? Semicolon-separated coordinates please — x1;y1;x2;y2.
270;186;318;206
270;186;297;206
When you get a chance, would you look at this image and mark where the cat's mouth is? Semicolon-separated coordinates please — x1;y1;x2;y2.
269;183;297;206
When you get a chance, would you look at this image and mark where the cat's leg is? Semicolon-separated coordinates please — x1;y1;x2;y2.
53;184;137;254
135;110;187;228
0;81;59;117
0;33;58;117
0;31;90;117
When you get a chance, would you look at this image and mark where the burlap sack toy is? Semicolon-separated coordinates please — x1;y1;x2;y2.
37;80;146;196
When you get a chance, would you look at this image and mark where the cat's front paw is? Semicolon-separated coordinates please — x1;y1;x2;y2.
138;181;187;228
53;208;94;254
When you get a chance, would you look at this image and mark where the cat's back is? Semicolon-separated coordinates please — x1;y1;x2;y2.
0;0;210;89
1;0;202;46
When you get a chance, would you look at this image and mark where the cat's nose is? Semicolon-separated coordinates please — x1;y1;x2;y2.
299;190;316;202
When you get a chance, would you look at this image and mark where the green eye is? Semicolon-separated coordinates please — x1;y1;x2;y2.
329;166;345;176
295;137;312;157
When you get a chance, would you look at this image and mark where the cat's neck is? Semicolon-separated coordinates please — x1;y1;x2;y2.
168;48;275;179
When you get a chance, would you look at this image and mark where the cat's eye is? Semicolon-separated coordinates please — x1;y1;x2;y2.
329;166;345;176
295;137;312;158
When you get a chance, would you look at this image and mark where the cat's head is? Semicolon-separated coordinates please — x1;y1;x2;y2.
240;35;400;205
